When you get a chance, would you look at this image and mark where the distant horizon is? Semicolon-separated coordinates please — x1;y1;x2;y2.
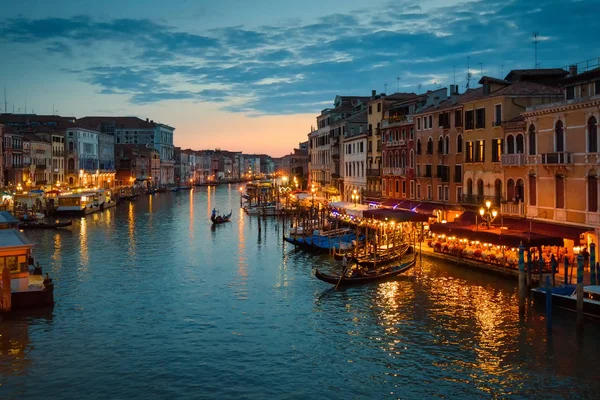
1;0;598;156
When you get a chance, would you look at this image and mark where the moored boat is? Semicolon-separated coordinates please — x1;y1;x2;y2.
19;220;73;230
531;284;600;318
315;252;417;286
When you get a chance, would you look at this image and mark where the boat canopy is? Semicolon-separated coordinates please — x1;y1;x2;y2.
329;201;370;217
362;209;429;223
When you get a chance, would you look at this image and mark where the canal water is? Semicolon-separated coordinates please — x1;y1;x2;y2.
1;185;599;399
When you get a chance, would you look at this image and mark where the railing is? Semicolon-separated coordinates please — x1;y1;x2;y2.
541;152;572;165
460;194;484;205
366;168;381;177
501;202;525;217
501;153;525;166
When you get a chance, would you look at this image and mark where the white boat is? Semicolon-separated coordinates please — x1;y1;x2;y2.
531;284;600;317
55;189;116;216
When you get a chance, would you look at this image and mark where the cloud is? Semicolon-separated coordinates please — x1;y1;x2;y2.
1;0;599;115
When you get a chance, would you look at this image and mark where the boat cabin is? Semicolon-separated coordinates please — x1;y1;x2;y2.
0;228;34;291
56;189;112;212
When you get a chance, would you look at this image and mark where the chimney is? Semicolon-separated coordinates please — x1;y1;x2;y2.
146;118;149;122
371;89;376;97
433;97;440;108
569;65;578;77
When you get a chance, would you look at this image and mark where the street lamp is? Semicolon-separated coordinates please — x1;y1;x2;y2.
311;184;316;209
239;186;244;207
479;199;498;229
351;189;358;206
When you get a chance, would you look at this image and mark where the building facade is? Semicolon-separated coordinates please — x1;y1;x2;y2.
65;127;99;187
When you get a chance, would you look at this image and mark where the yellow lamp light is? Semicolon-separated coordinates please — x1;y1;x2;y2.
485;200;491;209
479;208;485;216
492;210;498;218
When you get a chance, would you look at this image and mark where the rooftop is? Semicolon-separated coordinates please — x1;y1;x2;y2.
0;228;33;248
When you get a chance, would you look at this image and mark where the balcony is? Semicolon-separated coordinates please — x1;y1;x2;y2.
501;201;525;217
541;152;572;165
460;194;484;205
501;153;525;166
383;167;406;176
331;173;341;179
35;163;47;169
366;168;381;177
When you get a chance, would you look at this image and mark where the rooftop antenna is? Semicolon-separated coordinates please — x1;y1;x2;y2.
465;56;472;89
384;83;388;94
396;77;400;92
3;86;7;113
52;104;55;116
533;32;539;69
417;84;422;94
453;66;456;85
477;63;483;82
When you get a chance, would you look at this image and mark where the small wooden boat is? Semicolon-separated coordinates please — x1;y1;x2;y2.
19;220;73;230
531;284;600;318
122;194;138;201
211;211;232;225
315;252;416;286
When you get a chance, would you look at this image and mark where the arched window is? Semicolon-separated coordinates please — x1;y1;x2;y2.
401;150;406;168
516;134;524;154
476;179;484;201
494;179;502;205
506;135;515;154
457;134;463;153
466;178;473;196
410;149;415;168
68;177;74;185
588;170;598;212
555;120;564;152
68;158;75;171
528;124;536;155
437;136;444;154
416;139;422;155
528;171;537;206
588;116;598;153
516;178;525;203
427;137;433;154
507;178;515;201
444;136;450;154
69;142;74;151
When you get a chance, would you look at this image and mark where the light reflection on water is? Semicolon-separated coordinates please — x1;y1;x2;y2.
1;185;599;399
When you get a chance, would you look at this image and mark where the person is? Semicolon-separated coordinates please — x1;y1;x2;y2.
582;246;590;271
212;208;217;218
43;273;51;285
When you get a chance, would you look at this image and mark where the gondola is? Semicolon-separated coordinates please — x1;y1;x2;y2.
315;252;416;286
211;211;232;225
19;220;73;230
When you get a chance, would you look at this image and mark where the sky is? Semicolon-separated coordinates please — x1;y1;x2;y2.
0;0;598;157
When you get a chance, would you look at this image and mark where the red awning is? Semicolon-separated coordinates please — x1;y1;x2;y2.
382;198;402;207
430;223;564;247
415;202;442;215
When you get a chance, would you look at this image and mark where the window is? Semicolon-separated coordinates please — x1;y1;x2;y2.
428;115;433;129
474;140;485;162
475;108;486;129
402;181;406;194
417;118;421;130
588;116;598;153
589;172;598;212
596;81;600;95
410;181;415;199
454;165;462;183
437;185;443;200
417;184;421;198
457;134;463;153
466;141;474;162
416;139;422;155
455;110;463;127
395;180;399;193
368;105;372;115
465;110;474;130
457;186;463;202
427;185;432;200
377;103;381;112
492;138;502;162
506;135;515;154
555;120;564;152
439;112;450;128
425;164;432;177
555;175;565;208
437;137;443;154
444;136;449;154
529;173;537;206
410;127;414;140
528;125;536;155
423;117;428;130
444;186;449;201
515;134;524;154
426;138;433;154
566;86;575;100
494;104;502;126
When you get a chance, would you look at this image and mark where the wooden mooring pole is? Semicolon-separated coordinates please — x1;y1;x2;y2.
590;242;596;286
518;243;526;316
576;254;584;331
545;275;552;334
